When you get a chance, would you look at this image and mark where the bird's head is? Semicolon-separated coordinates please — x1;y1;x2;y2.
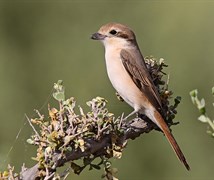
91;22;136;48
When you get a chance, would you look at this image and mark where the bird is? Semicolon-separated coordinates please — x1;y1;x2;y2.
91;22;190;170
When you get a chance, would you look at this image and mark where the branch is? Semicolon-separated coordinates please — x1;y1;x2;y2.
21;117;156;180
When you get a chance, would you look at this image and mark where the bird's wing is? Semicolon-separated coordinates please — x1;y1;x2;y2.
120;49;162;111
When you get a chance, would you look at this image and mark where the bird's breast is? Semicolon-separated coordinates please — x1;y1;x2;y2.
104;48;146;110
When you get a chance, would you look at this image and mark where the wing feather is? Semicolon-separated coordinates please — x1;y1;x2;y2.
120;49;162;111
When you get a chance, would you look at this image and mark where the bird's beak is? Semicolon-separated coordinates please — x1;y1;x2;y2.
91;32;106;40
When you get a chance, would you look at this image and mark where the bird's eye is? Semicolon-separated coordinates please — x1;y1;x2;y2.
109;29;117;35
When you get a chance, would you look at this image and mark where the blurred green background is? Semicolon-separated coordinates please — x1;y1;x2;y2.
0;0;214;179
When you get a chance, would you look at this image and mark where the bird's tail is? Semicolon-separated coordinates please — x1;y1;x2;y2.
153;110;190;171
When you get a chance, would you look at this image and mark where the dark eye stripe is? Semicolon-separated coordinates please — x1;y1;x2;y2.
117;32;129;39
109;30;130;40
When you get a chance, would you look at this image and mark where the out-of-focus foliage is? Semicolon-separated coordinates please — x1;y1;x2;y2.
190;88;214;137
0;1;214;179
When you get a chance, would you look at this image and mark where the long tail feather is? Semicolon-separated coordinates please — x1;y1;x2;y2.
154;111;190;170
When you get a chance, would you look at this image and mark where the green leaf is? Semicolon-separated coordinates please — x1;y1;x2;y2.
86;101;92;107
26;138;34;144
159;58;164;64
199;107;206;115
66;147;72;152
198;99;206;114
53;80;65;101
190;89;198;105
53;92;65;101
56;80;63;85
200;98;205;107
198;115;207;123
190;89;198;97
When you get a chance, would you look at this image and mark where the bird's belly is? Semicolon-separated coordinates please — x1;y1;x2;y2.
105;52;146;110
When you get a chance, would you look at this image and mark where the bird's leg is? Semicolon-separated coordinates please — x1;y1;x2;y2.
123;110;138;121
